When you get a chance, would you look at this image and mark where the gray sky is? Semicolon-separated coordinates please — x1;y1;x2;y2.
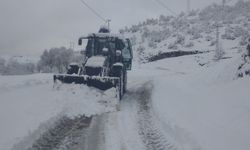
0;0;219;56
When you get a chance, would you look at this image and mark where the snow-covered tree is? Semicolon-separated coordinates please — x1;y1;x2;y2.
148;41;157;49
137;45;146;63
130;36;137;46
0;57;5;74
168;42;178;50
120;1;250;60
247;42;250;57
38;47;74;73
222;27;236;40
237;47;250;78
2;60;36;75
130;25;140;33
214;42;225;60
185;42;194;48
175;34;185;45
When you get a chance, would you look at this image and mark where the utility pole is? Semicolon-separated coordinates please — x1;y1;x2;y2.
215;23;220;57
214;23;225;60
214;1;225;60
106;19;111;31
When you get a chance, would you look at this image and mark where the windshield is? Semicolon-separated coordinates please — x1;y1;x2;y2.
86;38;116;57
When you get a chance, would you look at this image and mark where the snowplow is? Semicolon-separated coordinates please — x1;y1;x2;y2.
53;28;133;100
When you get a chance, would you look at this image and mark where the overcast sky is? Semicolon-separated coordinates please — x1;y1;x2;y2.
0;0;220;56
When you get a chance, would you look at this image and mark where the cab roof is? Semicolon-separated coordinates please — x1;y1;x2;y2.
82;33;126;41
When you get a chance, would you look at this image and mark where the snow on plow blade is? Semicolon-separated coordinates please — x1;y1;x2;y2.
53;74;119;91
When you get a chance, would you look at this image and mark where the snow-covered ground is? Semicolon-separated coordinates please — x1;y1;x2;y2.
1;47;250;150
105;46;250;150
147;53;250;150
99;47;250;150
0;74;117;150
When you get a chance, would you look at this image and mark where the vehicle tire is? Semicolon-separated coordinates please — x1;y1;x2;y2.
118;69;124;100
123;70;127;93
112;66;124;100
67;65;79;75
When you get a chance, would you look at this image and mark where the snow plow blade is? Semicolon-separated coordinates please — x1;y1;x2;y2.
53;74;120;91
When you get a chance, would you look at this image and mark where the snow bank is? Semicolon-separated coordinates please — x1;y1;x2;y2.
0;74;117;150
139;51;250;150
237;54;250;78
153;75;250;150
0;74;51;93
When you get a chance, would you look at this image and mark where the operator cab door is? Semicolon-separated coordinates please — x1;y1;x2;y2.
122;39;133;70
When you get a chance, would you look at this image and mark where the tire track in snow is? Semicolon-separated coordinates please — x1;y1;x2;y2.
12;81;178;150
27;115;92;150
84;115;106;150
135;82;178;150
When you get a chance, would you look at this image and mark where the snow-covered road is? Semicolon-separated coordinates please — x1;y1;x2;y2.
1;51;250;150
101;81;179;150
10;80;177;150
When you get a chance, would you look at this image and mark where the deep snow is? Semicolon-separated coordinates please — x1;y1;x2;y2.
0;74;118;150
136;48;250;150
0;47;250;150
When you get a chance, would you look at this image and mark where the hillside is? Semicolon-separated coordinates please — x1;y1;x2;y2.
120;1;250;64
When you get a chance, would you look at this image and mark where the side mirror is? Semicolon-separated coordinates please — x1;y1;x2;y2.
102;48;109;55
116;50;122;57
78;38;82;45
